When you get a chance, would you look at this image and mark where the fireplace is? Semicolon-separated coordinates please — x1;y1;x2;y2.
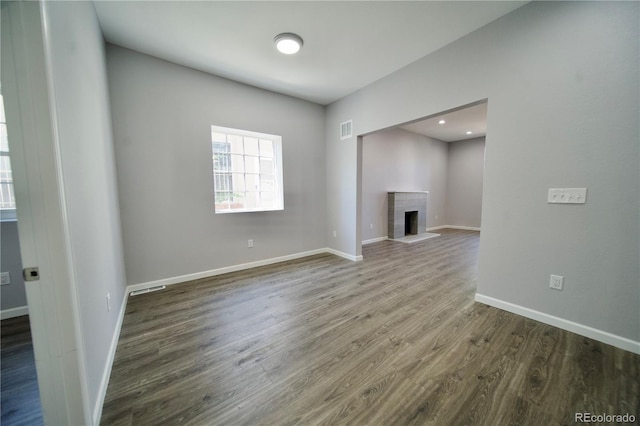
405;211;418;236
388;192;428;239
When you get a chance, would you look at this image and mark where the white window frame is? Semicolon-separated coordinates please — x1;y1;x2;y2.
0;93;16;222
211;125;284;214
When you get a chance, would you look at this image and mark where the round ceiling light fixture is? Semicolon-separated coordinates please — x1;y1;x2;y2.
274;33;303;55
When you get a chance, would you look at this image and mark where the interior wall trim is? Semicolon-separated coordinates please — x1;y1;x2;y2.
362;236;389;245
325;248;364;262
0;305;29;320
364;226;480;245
427;225;481;232
475;293;640;355
126;248;361;294
93;290;128;425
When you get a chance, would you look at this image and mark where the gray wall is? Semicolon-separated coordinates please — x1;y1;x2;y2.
445;137;485;228
106;46;327;285
361;128;447;241
0;221;27;312
326;2;639;342
43;1;127;414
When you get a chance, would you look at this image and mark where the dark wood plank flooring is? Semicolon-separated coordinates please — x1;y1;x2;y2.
1;315;43;426
101;229;639;425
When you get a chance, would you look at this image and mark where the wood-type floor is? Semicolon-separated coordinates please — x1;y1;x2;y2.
101;229;639;425
1;315;43;426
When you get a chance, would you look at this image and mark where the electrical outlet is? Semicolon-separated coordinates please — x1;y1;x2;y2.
333;230;337;238
549;274;563;290
248;239;254;248
369;224;373;230
106;292;112;312
1;272;10;285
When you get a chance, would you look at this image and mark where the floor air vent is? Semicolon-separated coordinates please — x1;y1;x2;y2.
130;285;166;296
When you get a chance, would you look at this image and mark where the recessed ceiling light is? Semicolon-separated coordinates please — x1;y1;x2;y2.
466;131;473;135
274;33;303;55
438;120;446;125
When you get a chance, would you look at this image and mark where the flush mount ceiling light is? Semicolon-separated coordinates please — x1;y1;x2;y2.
274;33;303;55
466;131;473;135
438;120;446;125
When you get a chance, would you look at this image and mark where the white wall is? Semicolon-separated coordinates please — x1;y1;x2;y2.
361;128;447;241
326;2;639;346
41;1;127;420
445;137;485;228
106;45;327;286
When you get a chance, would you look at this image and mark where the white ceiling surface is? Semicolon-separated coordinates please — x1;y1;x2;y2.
400;102;487;142
94;1;526;106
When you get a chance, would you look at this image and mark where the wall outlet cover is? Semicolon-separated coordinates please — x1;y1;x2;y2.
550;274;563;290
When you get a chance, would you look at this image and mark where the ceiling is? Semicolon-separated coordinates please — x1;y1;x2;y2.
399;101;487;142
94;1;526;106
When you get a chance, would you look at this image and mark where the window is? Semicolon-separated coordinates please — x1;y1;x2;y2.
211;125;283;213
0;93;16;221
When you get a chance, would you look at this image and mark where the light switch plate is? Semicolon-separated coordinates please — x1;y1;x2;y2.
548;188;587;204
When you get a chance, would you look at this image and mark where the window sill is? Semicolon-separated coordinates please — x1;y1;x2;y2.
214;207;283;214
0;209;17;222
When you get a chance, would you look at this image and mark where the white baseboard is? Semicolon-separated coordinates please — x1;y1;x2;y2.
448;225;481;231
93;290;128;425
427;225;481;232
475;294;640;355
363;227;480;245
362;236;388;245
325;248;363;262
1;305;29;320
127;248;362;293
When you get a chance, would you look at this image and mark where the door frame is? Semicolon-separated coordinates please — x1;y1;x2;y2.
1;1;90;424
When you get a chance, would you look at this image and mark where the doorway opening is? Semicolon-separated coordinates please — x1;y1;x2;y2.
359;100;487;254
0;91;44;425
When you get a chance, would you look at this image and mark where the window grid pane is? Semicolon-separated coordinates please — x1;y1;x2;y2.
0;123;9;153
0;156;12;183
212;126;282;213
259;139;273;158
0;182;15;209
